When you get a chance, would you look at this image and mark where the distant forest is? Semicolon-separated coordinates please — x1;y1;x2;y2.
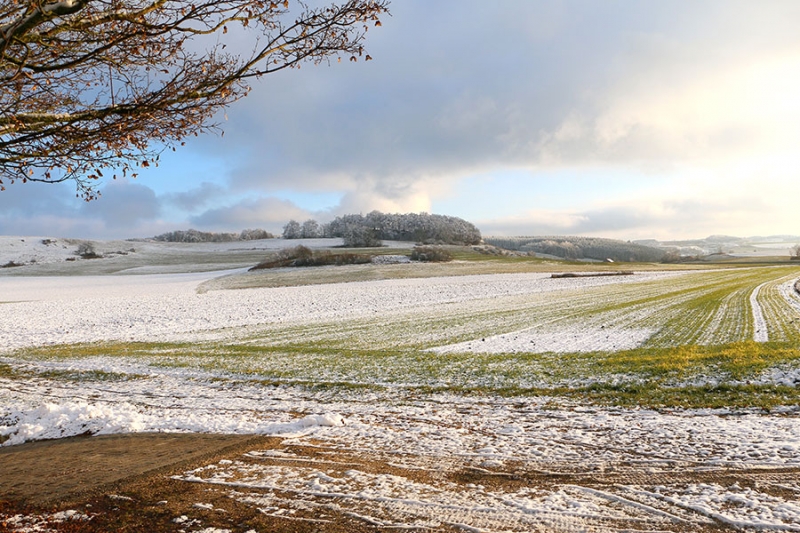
485;236;666;262
284;211;482;247
152;228;275;243
150;212;481;247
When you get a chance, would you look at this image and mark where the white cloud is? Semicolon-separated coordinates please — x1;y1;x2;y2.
5;1;800;239
190;197;312;232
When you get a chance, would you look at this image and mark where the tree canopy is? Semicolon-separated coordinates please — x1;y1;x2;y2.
284;211;483;246
484;236;666;263
0;0;388;199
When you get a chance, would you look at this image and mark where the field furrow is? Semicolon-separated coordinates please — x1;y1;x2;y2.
757;275;800;342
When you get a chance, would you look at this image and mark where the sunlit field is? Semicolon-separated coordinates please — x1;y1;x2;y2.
3;243;800;531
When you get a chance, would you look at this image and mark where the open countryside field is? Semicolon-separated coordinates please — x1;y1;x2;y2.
3;241;800;532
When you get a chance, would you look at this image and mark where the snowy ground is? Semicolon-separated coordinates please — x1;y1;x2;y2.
0;268;688;352
2;252;800;531
0;236;350;268
3;365;800;531
0;236;416;276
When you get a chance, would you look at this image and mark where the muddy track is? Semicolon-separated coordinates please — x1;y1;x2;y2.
2;434;800;532
0;433;278;507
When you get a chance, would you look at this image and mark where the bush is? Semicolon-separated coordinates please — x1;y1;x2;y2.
240;229;275;240
282;245;313;263
295;251;373;267
343;225;382;248
76;241;101;259
410;245;453;262
249;245;372;270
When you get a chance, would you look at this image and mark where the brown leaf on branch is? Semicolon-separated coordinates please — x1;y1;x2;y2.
0;0;390;200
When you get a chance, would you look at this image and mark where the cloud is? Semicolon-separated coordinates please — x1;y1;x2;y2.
0;179;175;239
4;1;800;240
0;181;84;237
477;195;772;240
189;2;602;190
190;196;312;232
331;177;433;215
178;1;800;228
163;182;227;212
80;179;160;228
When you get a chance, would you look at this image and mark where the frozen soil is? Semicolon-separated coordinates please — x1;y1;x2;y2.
0;433;269;506
3;432;800;533
4;373;800;532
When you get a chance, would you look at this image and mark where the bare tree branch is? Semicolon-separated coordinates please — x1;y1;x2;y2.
0;0;389;199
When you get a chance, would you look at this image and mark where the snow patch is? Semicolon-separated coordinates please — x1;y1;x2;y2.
751;282;769;342
0;400;345;446
430;326;655;354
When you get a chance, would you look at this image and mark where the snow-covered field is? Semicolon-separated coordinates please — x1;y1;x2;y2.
3;242;800;531
0;268;687;352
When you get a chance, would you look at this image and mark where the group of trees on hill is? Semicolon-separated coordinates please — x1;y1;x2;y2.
153;228;275;243
485;236;666;263
282;211;482;247
281;219;324;240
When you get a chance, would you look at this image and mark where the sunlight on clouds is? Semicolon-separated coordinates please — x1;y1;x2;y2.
505;211;589;232
336;180;432;215
472;156;800;240
592;50;800;161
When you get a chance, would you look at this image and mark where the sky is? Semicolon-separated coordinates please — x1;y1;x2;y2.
2;0;800;240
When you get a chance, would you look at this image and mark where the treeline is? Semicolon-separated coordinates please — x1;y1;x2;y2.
485;236;666;262
283;211;482;247
152;228;275;243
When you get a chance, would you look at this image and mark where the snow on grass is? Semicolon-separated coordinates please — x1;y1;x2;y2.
4;263;800;529
752;281;770;342
0;236;90;266
3;263;794;359
0;270;685;352
4;268;800;399
429;326;656;354
757;276;800;343
4;364;800;467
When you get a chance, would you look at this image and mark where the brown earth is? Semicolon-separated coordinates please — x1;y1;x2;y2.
2;433;800;532
0;433;271;507
0;433;421;533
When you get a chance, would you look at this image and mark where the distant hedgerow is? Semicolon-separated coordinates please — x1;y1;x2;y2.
250;245;373;271
410;245;453;262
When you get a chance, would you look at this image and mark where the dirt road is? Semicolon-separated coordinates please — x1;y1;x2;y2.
3;433;800;532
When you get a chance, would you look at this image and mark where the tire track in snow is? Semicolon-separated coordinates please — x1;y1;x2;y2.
751;282;769;342
779;278;800;313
